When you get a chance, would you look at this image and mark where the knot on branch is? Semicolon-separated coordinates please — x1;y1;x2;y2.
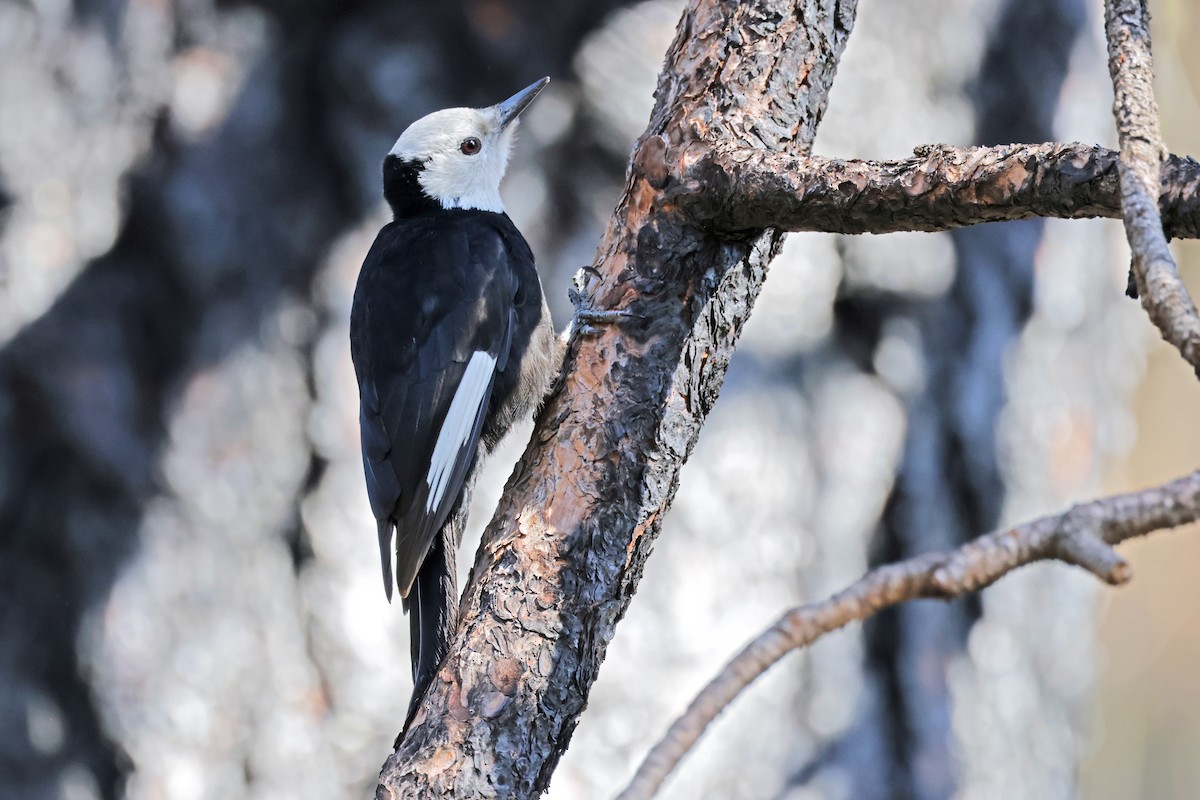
1052;519;1133;585
929;505;1133;595
633;133;674;190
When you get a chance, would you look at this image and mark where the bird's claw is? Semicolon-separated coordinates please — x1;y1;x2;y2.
575;308;637;336
569;285;637;336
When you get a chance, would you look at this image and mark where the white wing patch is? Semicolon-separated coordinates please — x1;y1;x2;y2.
426;351;496;512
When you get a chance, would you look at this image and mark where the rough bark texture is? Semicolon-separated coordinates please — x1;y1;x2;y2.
6;0;1198;797
378;1;858;795
685;143;1200;236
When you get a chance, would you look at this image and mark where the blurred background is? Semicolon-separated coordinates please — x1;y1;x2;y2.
0;0;1197;798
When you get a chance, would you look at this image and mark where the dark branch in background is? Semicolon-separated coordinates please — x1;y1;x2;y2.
617;471;1200;800
1104;0;1200;374
828;1;1087;794
681;143;1200;237
0;2;630;796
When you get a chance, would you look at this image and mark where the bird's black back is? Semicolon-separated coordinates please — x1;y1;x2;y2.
350;207;544;598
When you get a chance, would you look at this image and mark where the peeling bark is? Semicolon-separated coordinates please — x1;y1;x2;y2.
683;143;1200;236
0;2;629;796
380;0;1200;795
378;1;858;796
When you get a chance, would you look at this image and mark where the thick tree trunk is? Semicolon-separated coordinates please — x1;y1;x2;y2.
380;1;859;794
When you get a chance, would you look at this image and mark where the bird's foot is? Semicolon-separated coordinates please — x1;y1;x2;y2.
569;285;637;336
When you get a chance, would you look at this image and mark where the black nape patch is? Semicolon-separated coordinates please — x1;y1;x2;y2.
383;155;439;219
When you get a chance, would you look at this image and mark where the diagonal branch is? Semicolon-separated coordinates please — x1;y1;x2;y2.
378;1;861;795
677;142;1200;237
617;470;1200;800
1105;0;1200;374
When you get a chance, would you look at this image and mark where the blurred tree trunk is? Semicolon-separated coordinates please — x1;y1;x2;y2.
0;2;626;798
830;0;1088;797
0;0;1168;798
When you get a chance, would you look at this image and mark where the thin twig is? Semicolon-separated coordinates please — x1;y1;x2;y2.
616;471;1200;800
677;142;1200;237
1104;0;1200;375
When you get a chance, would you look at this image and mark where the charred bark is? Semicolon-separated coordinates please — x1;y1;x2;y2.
682;144;1200;237
380;0;859;795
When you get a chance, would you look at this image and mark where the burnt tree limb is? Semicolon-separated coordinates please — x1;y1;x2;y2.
379;0;1200;795
377;0;858;796
678;142;1200;236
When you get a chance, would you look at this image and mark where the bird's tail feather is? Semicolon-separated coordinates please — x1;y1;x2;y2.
400;505;465;731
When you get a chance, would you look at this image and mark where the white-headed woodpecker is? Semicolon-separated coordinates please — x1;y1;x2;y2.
350;78;560;719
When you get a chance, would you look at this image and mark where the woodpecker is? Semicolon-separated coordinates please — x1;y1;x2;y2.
350;78;560;719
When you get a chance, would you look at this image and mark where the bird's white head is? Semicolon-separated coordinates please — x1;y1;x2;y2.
388;77;549;215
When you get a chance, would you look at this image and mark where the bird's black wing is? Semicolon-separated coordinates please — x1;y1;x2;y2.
350;217;517;600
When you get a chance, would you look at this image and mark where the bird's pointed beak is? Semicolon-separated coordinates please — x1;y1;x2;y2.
493;77;550;129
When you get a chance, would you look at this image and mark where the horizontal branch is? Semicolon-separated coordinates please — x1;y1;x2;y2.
617;470;1200;800
1104;0;1200;375
678;142;1200;237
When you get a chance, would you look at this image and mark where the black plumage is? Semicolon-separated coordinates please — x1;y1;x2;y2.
351;113;558;721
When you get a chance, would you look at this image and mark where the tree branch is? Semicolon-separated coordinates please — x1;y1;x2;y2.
377;1;860;795
1105;0;1200;374
677;142;1200;237
618;471;1200;800
375;1;1200;795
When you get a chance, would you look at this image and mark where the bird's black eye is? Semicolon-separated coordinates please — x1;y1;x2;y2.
460;137;482;155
